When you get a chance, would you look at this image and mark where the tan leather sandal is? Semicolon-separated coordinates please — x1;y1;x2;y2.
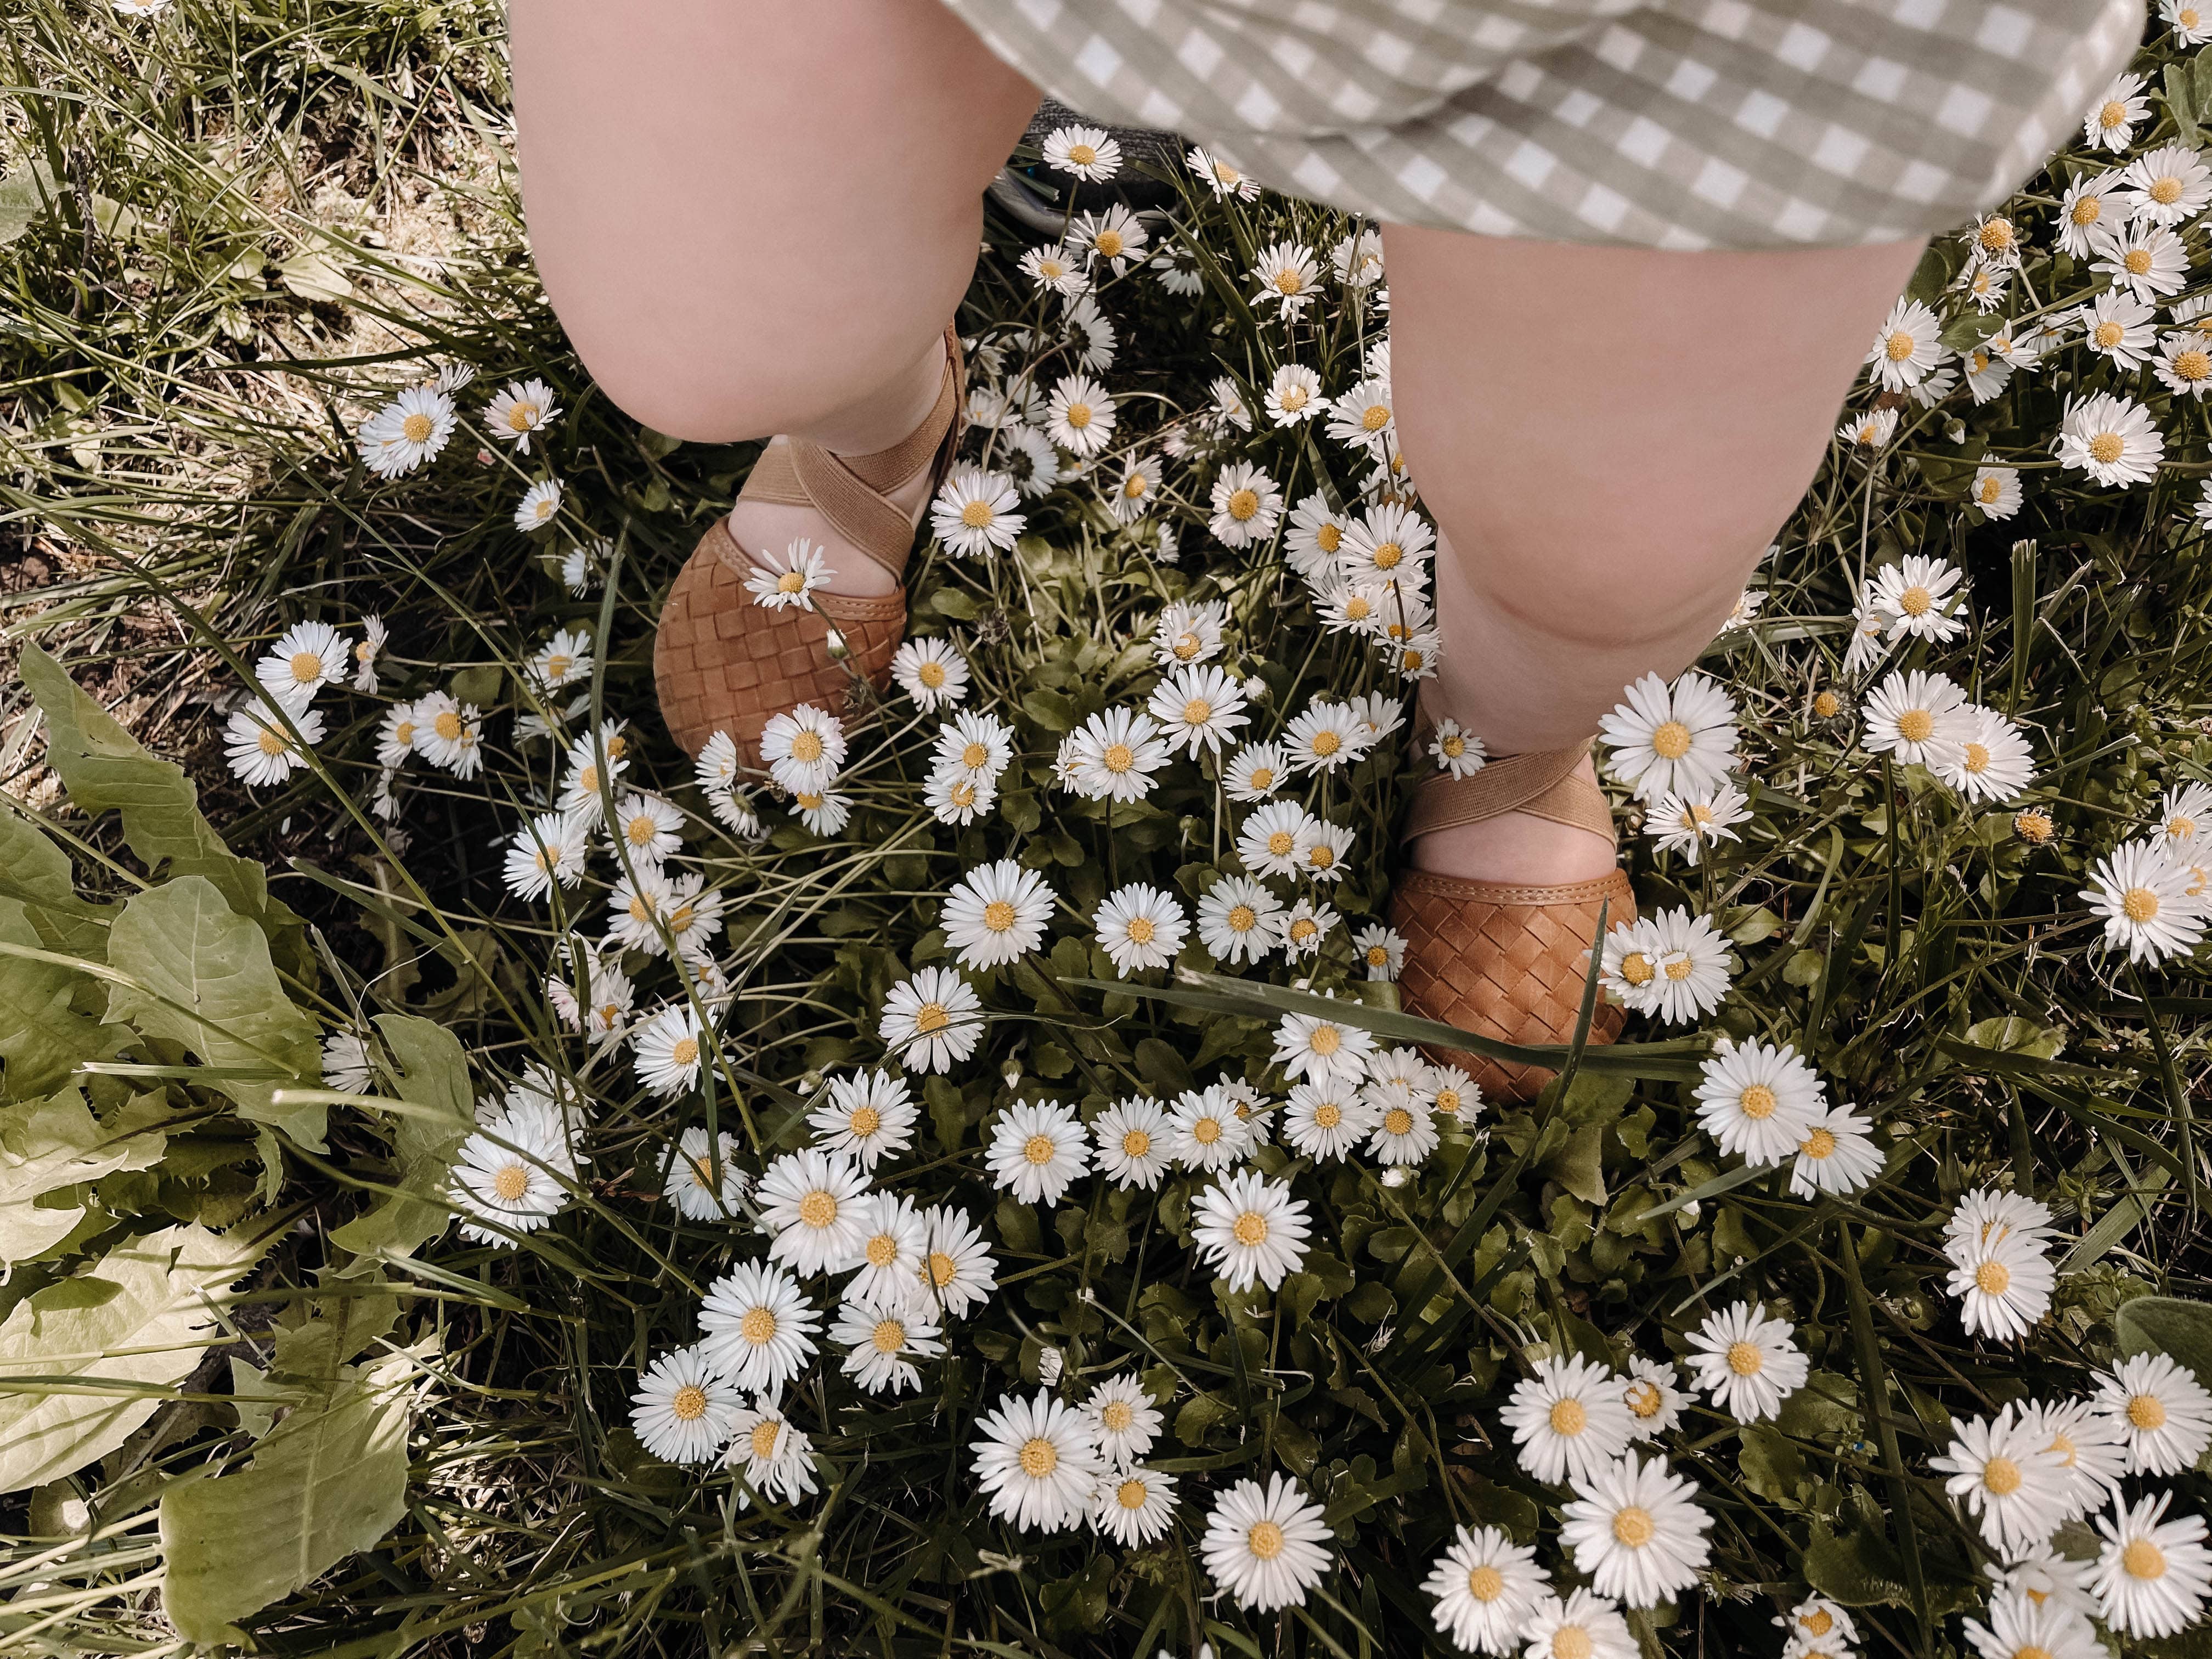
1390;746;1636;1104
652;325;966;760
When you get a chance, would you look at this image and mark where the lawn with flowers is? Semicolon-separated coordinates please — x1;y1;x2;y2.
7;4;2212;1656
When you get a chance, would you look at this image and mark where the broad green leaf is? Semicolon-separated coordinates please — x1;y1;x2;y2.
160;1353;411;1644
0;898;107;1098
1;1091;171;1266
327;1016;473;1269
103;878;324;1149
19;644;295;940
0;160;57;247
1961;1017;2067;1060
0;1221;273;1492
2115;1295;2212;1381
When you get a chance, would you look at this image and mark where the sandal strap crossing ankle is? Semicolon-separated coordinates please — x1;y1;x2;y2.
1389;742;1636;1105
653;325;965;760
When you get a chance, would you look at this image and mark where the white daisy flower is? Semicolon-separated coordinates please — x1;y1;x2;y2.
1865;296;1944;392
725;1394;817;1508
970;1389;1104;1532
1062;706;1170;803
1045;374;1115;457
1195;875;1283;966
1341;501;1434;592
2056;391;2165;486
2078;291;2160;367
1685;1301;1809;1423
1092;1466;1179;1547
1501;1355;1634;1487
807;1070;916;1170
930;466;1025;558
1429;1065;1481;1124
2019;1397;2128;1522
1933;1405;2069;1557
878;966;984;1075
754;1148;872;1276
1093;883;1188;975
2091;222;2191;301
1249;238;1322;317
1522;1590;1637;1659
1207;459;1284;548
924;764;994;827
2123;142;2212;225
1070;203;1147;274
2157;329;2212;398
1648;781;1751;868
1861;668;1973;765
2168;0;2212;45
1693;1038;1823;1165
1284;492;1352;580
2084;837;2207;963
1272;1004;1376;1089
1082;1375;1162;1469
1275;898;1339;961
450;1104;580;1245
759;703;845;797
828;1294;941;1396
1776;1595;1859;1651
358;383;456;477
1599;670;1739;802
916;1204;998;1319
224;701;323;788
2094;1352;2212;1475
2058;171;2124;257
1186;143;1261;200
1147;663;1249;757
1932;706;2036;804
2095;1490;2212;1637
1946;1216;2056;1341
374;698;423;769
985;1099;1090;1207
1167;1085;1255;1172
1279;1080;1375;1161
1364;1082;1438;1166
742;538;834;611
1192;1168;1311;1293
1152;599;1226;668
1042;123;1120;181
1962;1586;2103;1659
1326;376;1396;455
890;637;970;712
663;1126;749;1221
1092;1097;1174;1189
1104;453;1160;523
1837;406;1899;450
604;794;681;869
523;625;592;693
486;378;560;453
2162;781;2212;843
1283;699;1372;774
1788;1104;1882;1197
941;857;1055;971
321;1031;373;1093
514;477;563;533
629;1345;739;1465
1960;464;2022;518
1430;718;1487;778
1333;228;1385;286
256;619;352;709
630;1004;710;1101
1352;923;1407;983
2085;73;2151;150
1199;1473;1332;1611
1018;241;1090;298
844;1191;930;1311
1237;801;1317;879
1620;1357;1686;1440
1560;1452;1712;1609
1265;362;1324;425
1424;1522;1549;1655
1988;1542;2100;1623
1871;554;1968;642
1224;741;1289;803
936;708;1016;783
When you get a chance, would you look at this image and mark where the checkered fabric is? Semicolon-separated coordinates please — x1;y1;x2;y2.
941;0;2143;250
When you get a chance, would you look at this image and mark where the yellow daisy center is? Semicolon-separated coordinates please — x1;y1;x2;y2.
671;1384;708;1421
1620;951;1656;986
2123;886;2162;922
928;1250;957;1286
865;1233;899;1268
1125;915;1155;944
1063;402;1092;430
1980;1455;2023;1496
1246;1520;1285;1560
1227;904;1257;933
1897;709;1936;743
1103;742;1135;774
1740;1084;1779;1120
981;899;1018;933
789;730;825;764
741;1306;777;1345
961;499;995;528
1121;1128;1152;1158
1192;1117;1222;1145
1803;1127;1838;1160
1361;403;1390;432
492;1164;529;1201
797;1189;837;1229
255;727;288;757
1227;487;1260;521
870;1317;906;1354
1884;330;1917;363
402;411;435;442
1023;1132;1057;1166
1468;1565;1505;1601
2130;1393;2169;1429
1726;1341;1764;1376
670;1036;699;1066
1314;1102;1342;1129
1612;1506;1655;1548
1232;1210;1269;1246
1018;1437;1058;1479
2125;1539;2169;1581
1650;720;1692;760
1117;1477;1149;1510
749;1419;782;1459
1549;1398;1588;1436
1626;1381;1663;1419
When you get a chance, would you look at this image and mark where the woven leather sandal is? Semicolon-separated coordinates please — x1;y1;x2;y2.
1390;746;1636;1104
652;325;966;760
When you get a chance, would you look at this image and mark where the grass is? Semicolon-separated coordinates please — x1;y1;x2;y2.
4;3;2212;1656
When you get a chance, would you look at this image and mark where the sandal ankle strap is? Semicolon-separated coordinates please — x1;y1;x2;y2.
1404;743;1617;845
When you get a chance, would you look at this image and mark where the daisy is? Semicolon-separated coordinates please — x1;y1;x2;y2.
1871;554;1967;643
1265;362;1324;425
1866;297;1944;392
2161;781;2212;842
2095;1352;2212;1474
1045;374;1115;457
1199;1474;1331;1612
2156;330;2212;398
828;1295;942;1396
1501;1355;1635;1486
1522;1591;1636;1659
524;625;592;692
486;378;560;453
561;538;602;595
1430;718;1487;778
1225;741;1290;802
494;811;585;905
2169;0;2212;44
808;1070;916;1170
2078;291;2160;367
1042;123;1120;181
2124;143;2212;225
1152;599;1226;668
1187;141;1262;200
1788;1104;1882;1197
1104;454;1160;524
1017;242;1088;297
924;765;994;827
1071;204;1147;274
1168;1085;1256;1172
1283;699;1372;774
845;1192;929;1310
1192;1169;1311;1293
321;1031;373;1092
1272;1002;1376;1088
256;619;351;708
2096;1491;2212;1637
1249;239;1322;318
2083;837;2207;963
1092;1466;1179;1547
754;1148;872;1276
890;637;970;711
879;967;984;1074
1777;1596;1859;1650
1620;1357;1686;1440
1148;663;1249;757
1693;1038;1823;1165
1934;1406;2068;1556
375;699;423;768
449;1105;579;1245
1649;781;1750;868
1988;1542;2100;1621
1084;1375;1162;1468
2058;171;2124;257
357;383;456;477
1195;875;1283;966
1327;376;1396;456
1962;1588;2104;1659
1599;670;1739;802
930;467;1025;558
1353;924;1407;982
985;1100;1090;1206
936;708;1015;783
1430;1067;1481;1125
916;1204;997;1318
1276;898;1339;961
1238;801;1317;879
1363;1084;1438;1166
1208;460;1284;549
1963;344;2017;405
629;1345;739;1465
1092;1097;1174;1189
1061;707;1170;803
941;858;1054;971
1560;1453;1711;1609
1341;501;1434;592
514;477;563;533
1280;1080;1376;1161
1933;706;2036;804
1151;241;1204;294
1284;493;1351;580
1861;668;1972;765
663;1126;749;1221
1842;586;1889;676
2019;1397;2128;1522
726;1395;818;1508
2085;73;2151;151
742;538;834;611
1093;883;1188;975
1424;1523;1549;1655
1837;405;1898;450
1209;373;1255;433
1333;228;1385;286
759;703;845;796
602;795;681;870
1685;1301;1809;1423
223;702;323;788
970;1390;1104;1532
2092;222;2192;302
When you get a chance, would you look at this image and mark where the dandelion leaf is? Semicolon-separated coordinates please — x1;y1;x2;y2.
2115;1295;2212;1383
1;1090;170;1267
0;1221;272;1492
103;877;325;1150
159;1355;412;1644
